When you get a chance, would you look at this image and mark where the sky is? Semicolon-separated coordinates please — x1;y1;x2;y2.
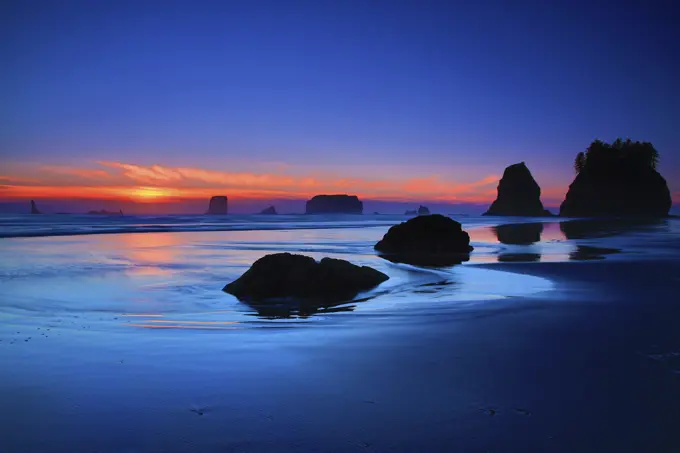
1;0;679;213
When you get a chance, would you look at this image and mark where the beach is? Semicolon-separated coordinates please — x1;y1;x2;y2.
1;215;680;452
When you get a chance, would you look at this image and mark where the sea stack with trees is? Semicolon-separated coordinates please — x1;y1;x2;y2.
305;195;363;214
560;139;671;217
483;162;552;216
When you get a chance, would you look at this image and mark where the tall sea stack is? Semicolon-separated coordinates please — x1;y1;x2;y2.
30;200;41;214
483;162;551;216
206;196;228;215
305;195;363;214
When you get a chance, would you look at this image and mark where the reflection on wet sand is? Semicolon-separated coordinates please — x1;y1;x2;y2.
498;253;541;262
569;245;621;261
104;232;182;276
493;223;543;245
559;218;668;239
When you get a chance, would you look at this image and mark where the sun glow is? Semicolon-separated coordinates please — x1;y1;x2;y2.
129;186;176;201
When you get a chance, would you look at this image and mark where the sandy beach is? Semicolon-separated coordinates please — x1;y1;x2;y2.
1;216;680;452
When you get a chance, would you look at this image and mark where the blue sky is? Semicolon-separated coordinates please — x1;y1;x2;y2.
1;0;678;208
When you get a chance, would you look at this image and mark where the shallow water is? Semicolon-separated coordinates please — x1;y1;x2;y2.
2;215;679;452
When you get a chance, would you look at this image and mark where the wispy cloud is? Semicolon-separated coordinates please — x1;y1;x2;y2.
2;160;505;203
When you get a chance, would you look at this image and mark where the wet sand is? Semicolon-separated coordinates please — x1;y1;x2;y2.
2;218;680;452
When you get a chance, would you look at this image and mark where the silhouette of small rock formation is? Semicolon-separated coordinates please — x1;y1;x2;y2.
259;206;277;215
223;253;388;303
30;200;41;214
560;140;671;217
375;214;473;266
206;196;228;215
405;210;417;215
417;205;430;215
492;223;543;245
305;194;362;214
87;209;123;215
484;162;552;216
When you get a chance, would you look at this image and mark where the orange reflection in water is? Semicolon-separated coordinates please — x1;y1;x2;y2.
130;324;242;330
103;232;182;276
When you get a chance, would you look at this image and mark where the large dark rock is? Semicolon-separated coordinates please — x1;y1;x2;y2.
30;200;41;214
259;205;277;215
374;214;473;266
206;196;228;215
305;195;363;214
559;165;671;217
223;253;388;302
484;163;552;216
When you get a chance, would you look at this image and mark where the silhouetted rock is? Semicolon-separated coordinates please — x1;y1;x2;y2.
259;206;277;215
484;163;552;216
87;209;123;215
223;253;388;303
375;214;473;266
30;200;41;214
305;194;363;214
417;205;430;215
405;210;417;215
206;196;228;215
560;159;671;217
493;223;543;245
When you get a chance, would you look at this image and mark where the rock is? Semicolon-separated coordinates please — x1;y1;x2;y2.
223;253;388;302
87;209;123;215
560;163;671;217
374;214;473;266
492;223;543;245
305;195;363;214
206;196;228;215
484;163;552;216
30;200;41;214
405;210;417;215
417;205;430;215
259;205;277;215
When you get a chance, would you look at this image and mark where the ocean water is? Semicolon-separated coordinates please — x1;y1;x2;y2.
1;214;679;452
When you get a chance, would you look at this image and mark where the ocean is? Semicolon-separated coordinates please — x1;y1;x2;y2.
2;214;680;452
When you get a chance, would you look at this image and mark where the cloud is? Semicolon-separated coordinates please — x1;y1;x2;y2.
2;160;505;203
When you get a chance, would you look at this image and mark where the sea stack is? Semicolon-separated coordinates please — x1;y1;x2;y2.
483;162;552;216
259;205;277;215
417;205;430;215
30;200;41;214
206;196;228;215
305;195;363;214
560;139;671;217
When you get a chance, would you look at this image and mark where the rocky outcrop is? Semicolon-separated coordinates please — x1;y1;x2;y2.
259;206;277;215
305;195;362;214
374;214;473;266
30;200;41;214
417;205;430;215
559;165;671;217
223;253;388;302
87;209;123;215
206;196;228;215
484;163;552;216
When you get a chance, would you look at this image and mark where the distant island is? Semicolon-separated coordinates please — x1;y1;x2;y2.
259;205;277;215
206;196;228;215
560;139;672;217
87;209;123;215
484;162;552;216
305;195;363;214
